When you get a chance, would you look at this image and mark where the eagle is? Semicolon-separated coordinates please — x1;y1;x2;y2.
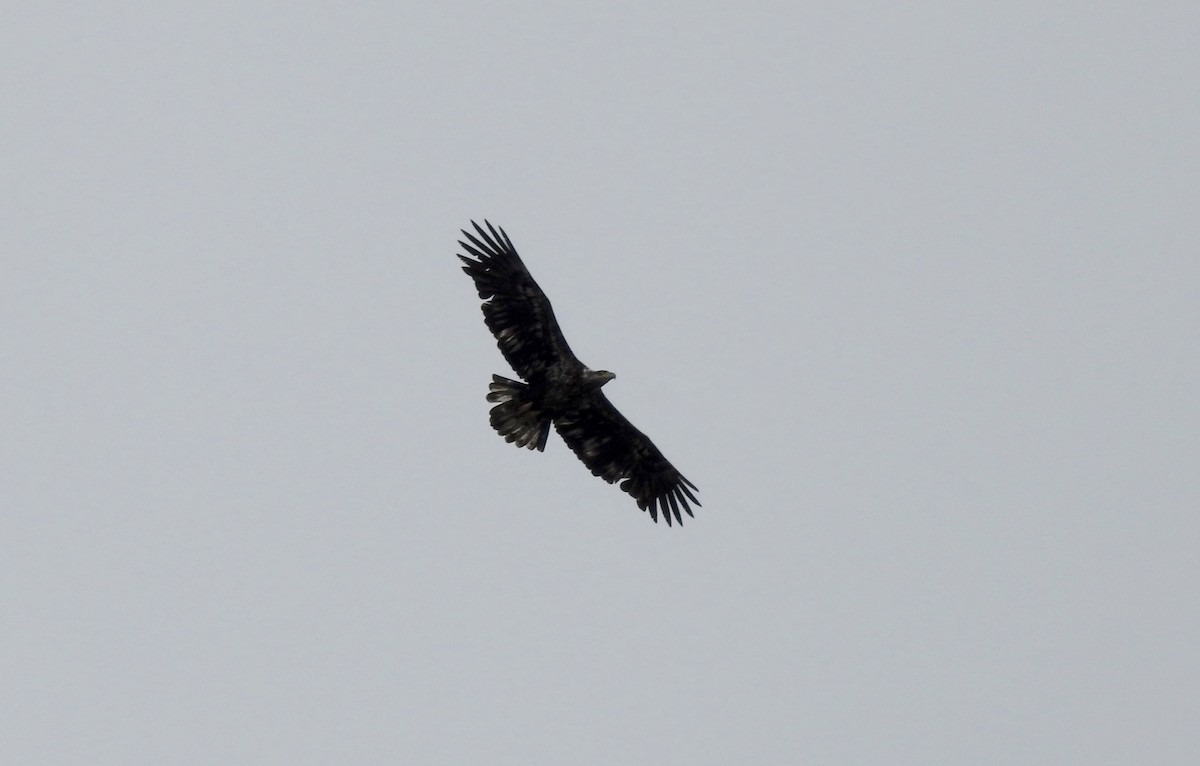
457;220;700;525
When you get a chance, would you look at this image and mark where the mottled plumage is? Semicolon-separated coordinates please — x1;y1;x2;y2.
458;221;699;525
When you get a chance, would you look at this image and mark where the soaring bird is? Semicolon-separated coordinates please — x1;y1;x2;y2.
457;221;699;525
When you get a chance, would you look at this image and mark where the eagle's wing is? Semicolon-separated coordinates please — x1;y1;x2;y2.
458;221;578;381
554;393;700;525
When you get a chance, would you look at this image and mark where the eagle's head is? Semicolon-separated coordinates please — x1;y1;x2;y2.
583;368;616;389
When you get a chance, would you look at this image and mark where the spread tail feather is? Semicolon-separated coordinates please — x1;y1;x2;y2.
486;375;550;451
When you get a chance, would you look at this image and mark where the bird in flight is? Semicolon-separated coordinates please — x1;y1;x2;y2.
457;221;699;525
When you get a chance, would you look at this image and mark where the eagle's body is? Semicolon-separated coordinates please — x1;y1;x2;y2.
458;221;699;525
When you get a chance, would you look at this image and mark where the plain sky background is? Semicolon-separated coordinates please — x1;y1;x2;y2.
3;2;1197;764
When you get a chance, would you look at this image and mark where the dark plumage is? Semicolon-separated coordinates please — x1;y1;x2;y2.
457;221;699;525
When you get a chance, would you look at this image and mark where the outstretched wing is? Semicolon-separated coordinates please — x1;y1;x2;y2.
554;393;700;526
458;220;579;382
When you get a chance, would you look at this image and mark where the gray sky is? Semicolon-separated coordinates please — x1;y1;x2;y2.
4;2;1198;764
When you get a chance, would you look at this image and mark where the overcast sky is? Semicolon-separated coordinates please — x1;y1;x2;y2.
4;3;1198;764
